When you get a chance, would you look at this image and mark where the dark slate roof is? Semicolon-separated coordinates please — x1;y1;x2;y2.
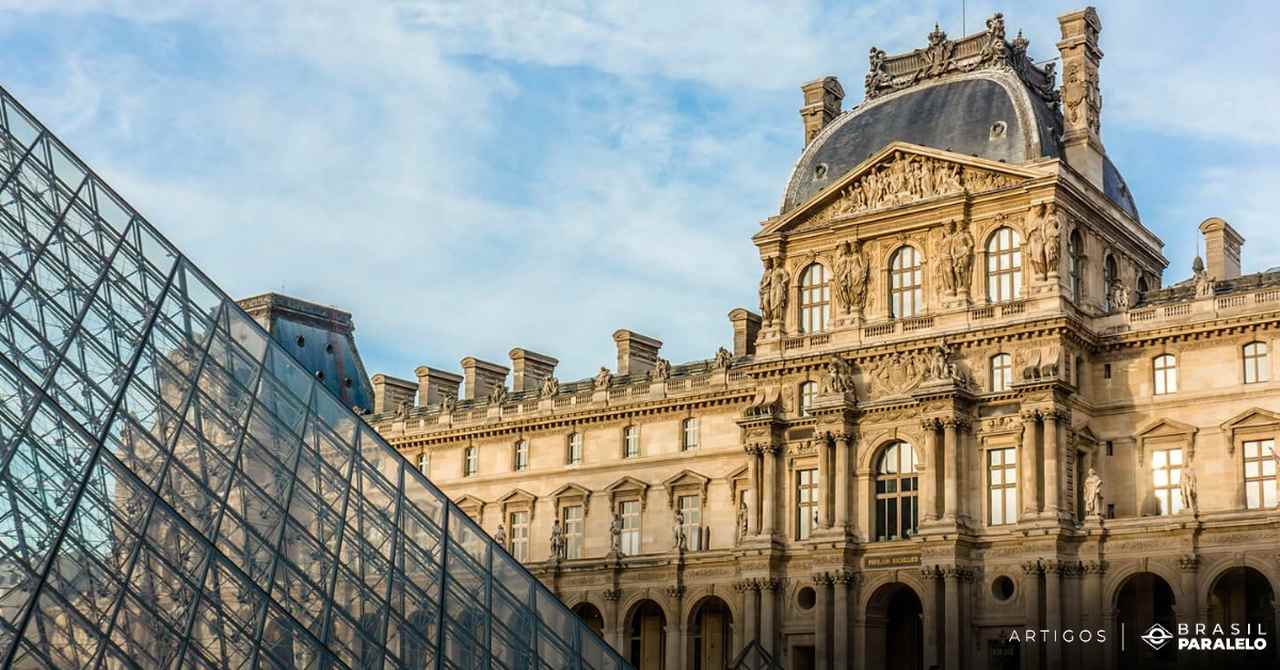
781;72;1140;222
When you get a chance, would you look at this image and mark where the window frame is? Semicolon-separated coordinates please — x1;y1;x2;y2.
1243;438;1278;510
1069;230;1084;302
1151;447;1184;515
795;468;819;541
416;451;430;476
890;246;924;319
990;353;1013;393
562;504;585;560
462;446;478;478
622;425;640;459
678;494;703;551
1244;341;1270;384
513;439;529;472
508;510;530;560
681;417;700;451
1153;354;1177;395
1103;254;1118;311
985;227;1023;303
566;431;583;465
987;447;1018;526
874;442;919;541
799;262;831;333
619;500;642;555
799;381;818;417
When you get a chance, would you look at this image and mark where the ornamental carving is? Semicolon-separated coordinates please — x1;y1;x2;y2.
833;240;870;315
712;346;733;370
540;376;560;399
650;358;671;382
938;219;975;295
818;357;857;397
758;257;790;326
867;343;972;398
488;384;509;405
593;367;612;391
864;14;1058;105
1016;343;1063;381
1027;203;1064;280
820;152;1019;219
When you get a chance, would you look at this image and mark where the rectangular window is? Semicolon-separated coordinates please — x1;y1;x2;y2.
416;452;430;476
987;447;1018;525
1151;447;1184;515
509;511;529;561
623;426;640;459
1153;355;1177;395
620;501;641;555
567;432;583;465
463;446;478;477
1244;342;1270;384
1103;363;1112;380
513;440;529;471
679;495;702;551
1244;439;1277;509
682;418;700;451
796;468;819;540
991;354;1012;392
562;505;584;559
800;382;817;417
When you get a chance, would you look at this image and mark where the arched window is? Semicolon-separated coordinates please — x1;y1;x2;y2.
985;227;1023;302
513;439;529;471
1243;341;1270;384
890;246;923;318
874;442;918;541
799;263;830;333
799;381;817;417
990;353;1012;392
1153;354;1177;395
1103;254;1118;311
1136;276;1149;303
1069;230;1084;302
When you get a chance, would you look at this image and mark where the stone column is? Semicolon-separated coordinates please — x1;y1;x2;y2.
1021;410;1040;516
760;579;777;656
943;418;960;521
818;438;831;529
762;446;779;537
1043;410;1062;519
1044;561;1062;670
664;619;682;670
921;567;941;670
813;573;831;670
1083;561;1106;668
833;571;853;670
921;419;940;522
1178;555;1200;625
739;580;759;648
1022;560;1043;670
834;433;851;531
746;446;761;535
944;567;963;669
604;589;624;652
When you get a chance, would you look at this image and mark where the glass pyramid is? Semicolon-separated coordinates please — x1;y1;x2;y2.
0;86;629;670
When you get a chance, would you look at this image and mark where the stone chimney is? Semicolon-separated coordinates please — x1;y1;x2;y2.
370;374;416;414
1057;7;1106;189
800;76;844;146
414;366;463;407
612;330;662;378
460;357;509;401
509;348;558;392
728;308;762;357
1199;217;1244;280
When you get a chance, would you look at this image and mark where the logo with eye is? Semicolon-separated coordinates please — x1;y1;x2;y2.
1140;623;1174;650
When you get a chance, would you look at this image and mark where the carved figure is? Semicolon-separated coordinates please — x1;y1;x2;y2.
865;47;889;100
540;376;560;399
1043;205;1063;274
947;220;975;294
439;393;456;414
978;13;1007;65
488;384;508;405
1192;256;1215;298
550;520;565;560
1180;464;1198;514
758;257;789;325
593;366;612;391
1083;468;1103;517
673;510;687;551
1027;210;1047;279
494;523;506;547
394;400;409;420
737;501;748;542
834;240;870;314
609;512;623;555
1110;281;1130;312
917;24;955;80
819;357;856;396
650;358;671;381
713;346;733;370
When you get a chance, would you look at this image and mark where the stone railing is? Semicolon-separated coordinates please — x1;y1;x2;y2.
1110;286;1280;333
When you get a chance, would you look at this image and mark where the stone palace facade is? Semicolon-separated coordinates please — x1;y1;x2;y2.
367;8;1280;670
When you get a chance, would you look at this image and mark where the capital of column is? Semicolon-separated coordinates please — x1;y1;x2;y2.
833;569;863;586
744;443;764;456
1081;560;1108;575
1021;559;1044;576
760;577;783;592
920;417;941;432
665;584;686;600
942;416;971;432
1020;408;1042;424
1178;554;1200;572
733;579;756;593
919;565;944;581
811;571;835;586
603;589;622;601
942;566;973;581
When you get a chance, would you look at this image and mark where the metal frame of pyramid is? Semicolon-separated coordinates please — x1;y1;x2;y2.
0;85;629;669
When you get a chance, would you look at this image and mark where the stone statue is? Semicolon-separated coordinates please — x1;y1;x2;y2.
550;520;565;560
673;510;687;551
593;366;612;391
768;259;790;325
394;400;409;421
1027;214;1047;279
1180;464;1198;514
1083;467;1103;517
926;342;950;381
759;257;776;323
1043;204;1063;275
540;376;559;399
1192;256;1215;298
946;220;974;294
1110;281;1130;312
713;346;733;370
488;384;508;405
737;501;748;542
835;240;869;315
609;512;623;555
494;523;506;547
438;393;456;414
865;47;889;99
650;357;671;381
819;357;856;396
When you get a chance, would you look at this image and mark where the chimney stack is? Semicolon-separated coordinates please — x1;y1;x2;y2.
414;366;463;407
1057;7;1106;189
509;348;558;392
612;330;662;378
1199;217;1244;280
460;357;509;401
800;76;844;146
370;374;416;414
728;308;762;357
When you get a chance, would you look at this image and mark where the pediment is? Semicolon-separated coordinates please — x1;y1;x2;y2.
605;476;651;510
454;494;486;518
760;142;1042;237
498;488;537;506
1075;425;1101;446
1221;408;1280;432
1136;417;1198;440
662;470;711;507
550;482;593;515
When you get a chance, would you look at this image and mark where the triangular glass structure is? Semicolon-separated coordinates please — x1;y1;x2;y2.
0;86;629;669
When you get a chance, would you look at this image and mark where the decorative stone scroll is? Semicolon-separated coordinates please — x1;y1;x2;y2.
864;13;1058;105
867;342;971;398
819;152;1020;220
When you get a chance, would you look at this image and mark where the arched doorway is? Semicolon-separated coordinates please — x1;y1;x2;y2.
627;599;667;670
573;602;605;639
865;582;923;670
1114;572;1177;669
688;596;733;670
1208;567;1278;669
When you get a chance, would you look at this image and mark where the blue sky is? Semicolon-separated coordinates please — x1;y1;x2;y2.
2;1;1278;384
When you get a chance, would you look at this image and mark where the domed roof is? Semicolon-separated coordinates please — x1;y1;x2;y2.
780;19;1140;221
